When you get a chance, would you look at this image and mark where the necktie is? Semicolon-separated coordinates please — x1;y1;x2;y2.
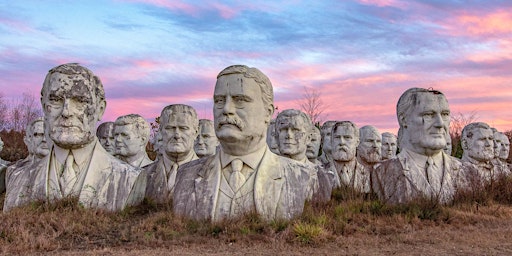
425;157;433;184
229;159;245;192
60;153;77;196
167;163;179;192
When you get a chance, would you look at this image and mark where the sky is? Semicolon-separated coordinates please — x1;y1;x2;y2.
1;0;511;134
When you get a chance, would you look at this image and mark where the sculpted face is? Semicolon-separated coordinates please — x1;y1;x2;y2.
161;113;196;157
496;133;510;161
331;125;359;162
466;128;494;162
98;123;115;154
31;121;50;158
114;124;143;158
358;128;382;164
493;133;503;158
276;115;310;160
214;74;271;151
194;121;218;157
306;129;321;160
381;135;397;160
0;138;3;152
444;137;452;156
266;121;280;154
43;72;105;149
404;93;450;154
321;125;334;155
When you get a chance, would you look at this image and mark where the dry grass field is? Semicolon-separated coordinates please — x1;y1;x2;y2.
2;182;512;255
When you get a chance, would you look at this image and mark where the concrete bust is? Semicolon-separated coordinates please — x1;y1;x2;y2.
381;132;397;160
114;114;153;168
96;122;115;155
173;65;312;221
29;63;144;211
142;104;199;203
194;119;219;158
372;88;461;205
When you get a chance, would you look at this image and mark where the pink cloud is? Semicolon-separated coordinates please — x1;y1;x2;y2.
436;8;512;38
356;0;406;8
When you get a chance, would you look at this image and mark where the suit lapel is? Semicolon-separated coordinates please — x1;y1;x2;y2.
194;155;221;220
79;143;112;207
254;149;284;220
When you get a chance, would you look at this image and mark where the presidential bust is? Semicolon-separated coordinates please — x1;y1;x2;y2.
29;63;144;211
460;122;508;186
142;104;199;203
173;65;311;221
381;132;398;160
194;119;219;158
3;117;50;211
372;88;461;205
96;122;115;155
114;114;153;168
357;125;382;167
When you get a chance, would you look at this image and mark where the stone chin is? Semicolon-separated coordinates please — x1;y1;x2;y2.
51;133;95;149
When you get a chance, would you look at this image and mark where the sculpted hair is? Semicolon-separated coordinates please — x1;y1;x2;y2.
217;65;274;109
396;87;445;128
159;104;199;131
276;109;312;129
198;119;214;128
115;114;150;141
41;63;105;102
462;122;491;140
311;125;321;139
26;117;45;137
382;132;397;140
96;121;114;137
332;121;359;140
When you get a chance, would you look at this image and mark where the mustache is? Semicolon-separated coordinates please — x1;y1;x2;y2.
217;117;245;130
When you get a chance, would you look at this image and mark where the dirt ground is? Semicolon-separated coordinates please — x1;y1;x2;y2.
45;216;512;256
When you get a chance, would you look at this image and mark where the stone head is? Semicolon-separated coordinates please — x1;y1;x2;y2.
493;132;510;161
96;121;115;155
444;133;452;156
0;136;4;152
331;121;359;162
306;126;321;161
320;120;336;156
41;63;106;149
24;117;50;158
114;114;150;159
266;119;280;154
397;88;450;156
275;109;312;161
194;119;219;157
213;65;274;156
159;104;198;160
381;132;397;160
461;122;494;162
357;125;382;164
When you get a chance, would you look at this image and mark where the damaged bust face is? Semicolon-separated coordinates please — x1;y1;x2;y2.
41;64;106;149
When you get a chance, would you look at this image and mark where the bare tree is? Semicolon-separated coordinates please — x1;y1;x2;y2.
449;111;478;158
6;92;43;131
0;93;8;130
296;87;327;125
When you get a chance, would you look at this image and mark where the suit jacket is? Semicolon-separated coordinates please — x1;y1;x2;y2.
372;150;461;205
3;157;35;212
173;147;312;221
29;140;145;211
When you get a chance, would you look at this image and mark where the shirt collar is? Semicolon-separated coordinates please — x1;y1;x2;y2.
220;145;267;170
162;150;197;169
403;148;443;169
54;138;97;167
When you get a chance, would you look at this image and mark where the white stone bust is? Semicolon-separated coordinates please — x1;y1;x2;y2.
320;121;337;161
373;88;460;205
173;65;312;222
275;109;312;162
159;104;199;163
0;136;9;166
381;132;397;160
444;133;452;156
306;126;321;162
493;131;505;160
266;118;280;154
96;122;115;155
194;119;219;158
495;132;510;162
331;121;359;165
357;125;382;165
114;114;153;168
29;63;144;211
25;117;51;160
461;122;494;164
